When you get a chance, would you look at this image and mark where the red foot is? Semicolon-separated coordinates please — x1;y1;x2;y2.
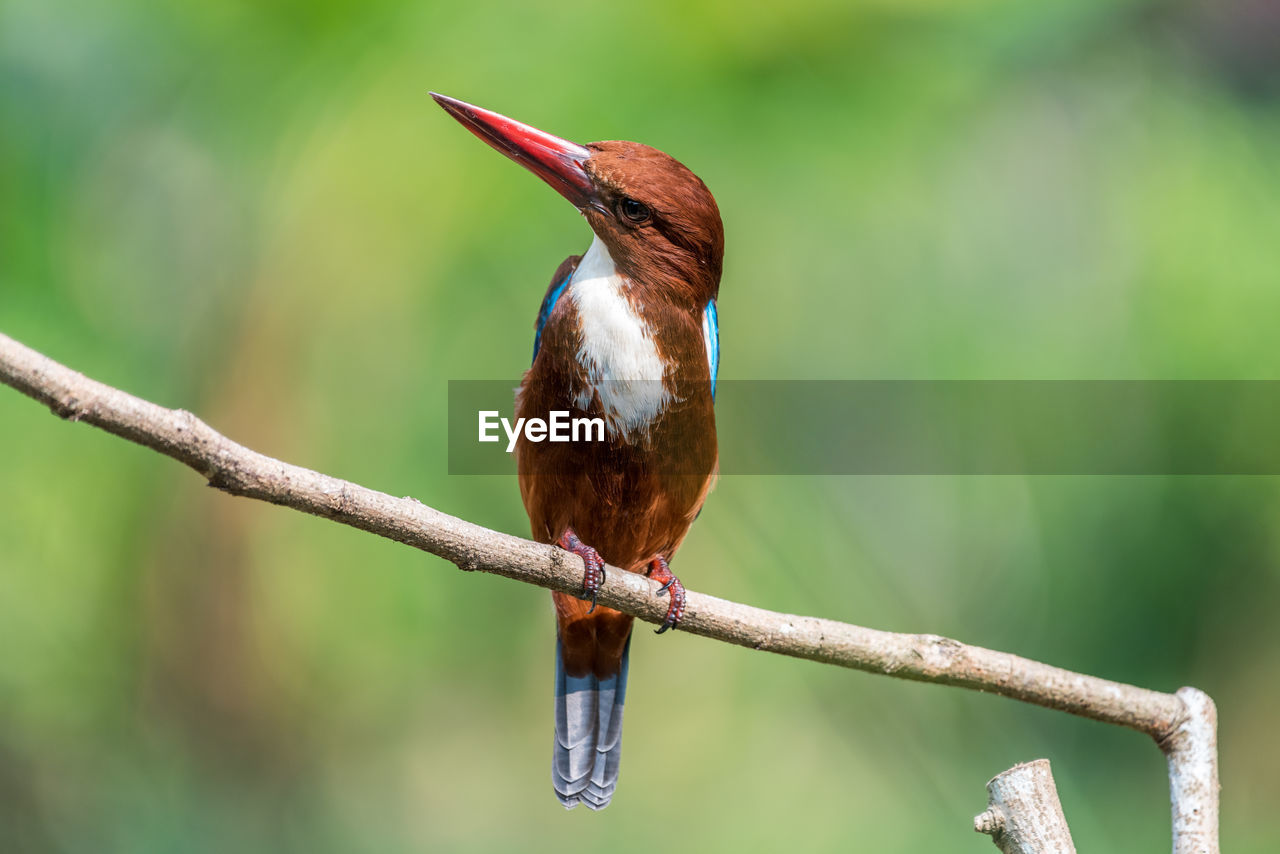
646;556;686;634
558;528;605;612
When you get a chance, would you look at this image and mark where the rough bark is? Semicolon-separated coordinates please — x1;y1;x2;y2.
975;760;1077;854
1161;688;1220;854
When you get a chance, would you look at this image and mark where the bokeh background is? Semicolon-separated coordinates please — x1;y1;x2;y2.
3;0;1279;850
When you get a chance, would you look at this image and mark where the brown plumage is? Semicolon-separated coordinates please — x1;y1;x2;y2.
517;272;717;676
433;94;723;810
518;141;721;680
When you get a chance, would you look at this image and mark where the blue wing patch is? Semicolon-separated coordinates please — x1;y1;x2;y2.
703;298;719;400
533;273;573;363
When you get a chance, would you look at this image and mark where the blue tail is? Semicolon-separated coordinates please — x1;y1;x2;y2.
552;636;630;810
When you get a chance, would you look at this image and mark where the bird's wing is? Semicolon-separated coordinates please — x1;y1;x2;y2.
702;298;719;400
532;255;582;363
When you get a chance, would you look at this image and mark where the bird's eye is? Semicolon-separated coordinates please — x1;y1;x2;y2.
618;197;651;224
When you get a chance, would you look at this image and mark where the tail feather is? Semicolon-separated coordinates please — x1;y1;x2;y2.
553;637;630;810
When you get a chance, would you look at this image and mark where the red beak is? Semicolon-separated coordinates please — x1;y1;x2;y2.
431;93;600;213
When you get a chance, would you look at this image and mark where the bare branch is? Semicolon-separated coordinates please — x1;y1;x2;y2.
0;331;1220;852
975;760;1077;854
1161;688;1220;853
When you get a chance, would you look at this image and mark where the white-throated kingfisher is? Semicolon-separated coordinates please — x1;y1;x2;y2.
433;93;722;811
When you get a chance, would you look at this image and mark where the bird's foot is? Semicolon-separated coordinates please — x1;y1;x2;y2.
558;528;606;613
646;556;686;634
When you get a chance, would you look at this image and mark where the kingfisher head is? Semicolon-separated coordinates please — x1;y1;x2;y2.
431;93;723;307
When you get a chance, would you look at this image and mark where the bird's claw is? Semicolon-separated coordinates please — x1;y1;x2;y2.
647;556;686;633
558;528;606;613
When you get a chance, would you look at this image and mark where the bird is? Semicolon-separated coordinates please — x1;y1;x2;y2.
432;93;722;811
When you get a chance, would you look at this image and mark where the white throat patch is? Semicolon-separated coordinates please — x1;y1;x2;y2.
568;235;669;437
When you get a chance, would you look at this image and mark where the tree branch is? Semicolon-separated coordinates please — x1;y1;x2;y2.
1162;688;1220;854
0;331;1219;852
975;759;1077;854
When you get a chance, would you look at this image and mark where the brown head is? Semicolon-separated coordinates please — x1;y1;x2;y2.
431;93;723;307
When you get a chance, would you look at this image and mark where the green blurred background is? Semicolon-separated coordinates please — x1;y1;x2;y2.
2;0;1278;850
